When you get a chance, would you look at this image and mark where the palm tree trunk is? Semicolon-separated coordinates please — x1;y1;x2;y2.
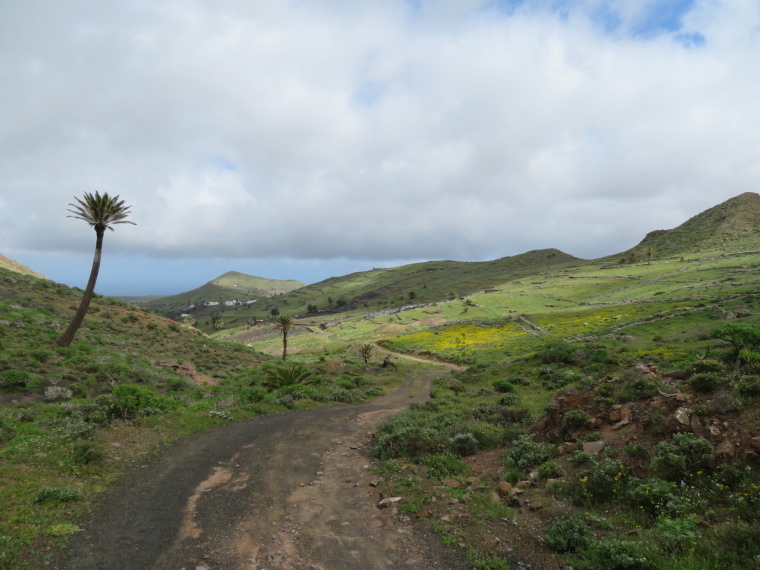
55;228;105;347
282;331;288;361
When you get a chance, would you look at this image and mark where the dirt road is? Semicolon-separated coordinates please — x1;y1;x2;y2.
55;372;470;570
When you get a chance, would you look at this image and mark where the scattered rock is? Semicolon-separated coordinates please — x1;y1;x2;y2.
582;440;606;455
495;481;513;497
674;407;691;426
377;496;403;509
440;478;462;489
716;440;736;459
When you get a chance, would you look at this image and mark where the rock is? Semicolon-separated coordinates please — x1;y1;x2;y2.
675;393;692;402
495;481;513;496
440;478;462;489
545;478;562;488
716;440;736;459
465;476;480;486
674;407;691;426
750;436;760;453
583;440;606;455
515;480;532;490
691;415;703;432
708;426;722;437
377;496;403;509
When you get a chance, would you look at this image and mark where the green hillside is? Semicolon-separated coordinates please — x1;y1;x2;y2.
199;248;579;332
227;193;760;569
0;266;401;568
607;191;760;261
144;271;305;320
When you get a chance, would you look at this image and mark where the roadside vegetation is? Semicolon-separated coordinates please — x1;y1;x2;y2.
0;267;405;568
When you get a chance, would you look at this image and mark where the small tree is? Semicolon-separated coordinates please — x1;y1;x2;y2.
276;315;294;361
55;192;135;347
645;246;654;265
211;314;224;330
358;344;376;363
270;307;280;317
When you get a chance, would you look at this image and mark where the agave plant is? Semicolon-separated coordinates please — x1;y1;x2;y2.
263;364;315;390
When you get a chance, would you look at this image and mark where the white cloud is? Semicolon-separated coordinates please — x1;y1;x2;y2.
2;0;759;289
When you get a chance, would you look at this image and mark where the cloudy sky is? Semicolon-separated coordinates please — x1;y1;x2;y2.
2;1;759;295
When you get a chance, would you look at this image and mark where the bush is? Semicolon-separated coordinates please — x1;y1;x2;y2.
686;359;725;375
539;343;576;364
736;374;760;397
709;389;744;413
578;539;651;570
544;514;594;553
651;433;713;482
626;478;678;516
503;435;556;470
573;458;628;504
616;378;663;402
492;379;515;393
562;410;589;434
653;516;698;552
0;370;30;388
421;454;469;477
689;372;724;393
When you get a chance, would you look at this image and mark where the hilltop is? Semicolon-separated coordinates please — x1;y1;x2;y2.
144;271;305;320
610;191;760;260
0;253;47;280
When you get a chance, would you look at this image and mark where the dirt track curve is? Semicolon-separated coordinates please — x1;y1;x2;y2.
54;371;472;570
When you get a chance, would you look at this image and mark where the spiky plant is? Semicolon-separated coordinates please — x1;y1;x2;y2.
263;363;314;390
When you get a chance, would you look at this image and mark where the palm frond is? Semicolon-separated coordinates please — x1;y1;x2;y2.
67;191;136;231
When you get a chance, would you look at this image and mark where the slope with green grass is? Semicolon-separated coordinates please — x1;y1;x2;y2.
0;266;403;569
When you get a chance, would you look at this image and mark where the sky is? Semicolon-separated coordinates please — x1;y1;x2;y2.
2;0;759;296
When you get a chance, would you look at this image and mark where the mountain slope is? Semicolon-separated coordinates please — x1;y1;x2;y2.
612;192;760;259
145;271;305;315
0;253;47;280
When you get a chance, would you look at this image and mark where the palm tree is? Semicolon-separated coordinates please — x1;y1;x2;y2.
358;343;375;363
55;192;135;347
275;315;294;361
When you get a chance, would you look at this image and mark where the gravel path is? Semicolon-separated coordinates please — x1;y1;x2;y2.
54;372;470;570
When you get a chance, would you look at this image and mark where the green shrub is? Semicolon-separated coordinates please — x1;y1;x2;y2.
709;389;744;413
544;514;594;553
616;378;663;402
492;379;515;393
626;478;678;516
709;521;760;568
503;435;556;470
653;516;698;552
562;410;589;434
497;393;521;406
0;370;30;388
539;343;576;364
574;458;628;504
686;359;725;375
689;372;724;393
651;433;714;482
578;539;651;570
736;374;760;397
421;454;470;478
623;442;649;460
